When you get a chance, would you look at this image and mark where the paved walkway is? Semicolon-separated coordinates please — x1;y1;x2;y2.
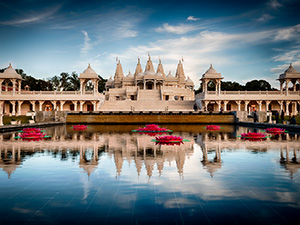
0;122;65;133
238;121;300;132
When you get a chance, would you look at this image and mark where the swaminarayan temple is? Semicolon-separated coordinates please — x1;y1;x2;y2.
0;55;299;120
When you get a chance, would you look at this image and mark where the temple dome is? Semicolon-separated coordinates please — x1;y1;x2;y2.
205;64;218;74
0;63;22;80
186;76;193;84
80;64;99;79
167;71;173;77
285;63;298;74
126;71;133;77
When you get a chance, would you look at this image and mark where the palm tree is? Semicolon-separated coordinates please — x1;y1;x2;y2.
59;72;70;91
68;72;80;91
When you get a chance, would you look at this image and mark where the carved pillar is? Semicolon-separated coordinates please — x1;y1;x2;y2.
244;100;250;112
10;100;16;116
278;100;283;112
257;100;262;111
80;80;84;95
11;79;16;96
223;101;229;111
292;80;297;91
39;101;45;111
216;100;221;111
51;101;57;111
266;100;271;111
18;80;21;94
80;101;85;111
0;79;3;95
235;100;241;112
0;101;3;126
286;101;290;116
218;80;221;95
30;100;36;111
203;101;209;111
285;79;290;96
60;101;66;111
17;101;23;115
92;101;97;111
72;101;78;111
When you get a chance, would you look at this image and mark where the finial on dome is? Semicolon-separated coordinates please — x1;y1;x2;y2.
210;63;212;68
159;57;161;64
88;63;91;68
148;52;151;59
9;63;12;67
138;57;140;64
290;63;292;67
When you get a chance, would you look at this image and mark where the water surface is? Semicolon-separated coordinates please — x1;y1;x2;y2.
0;124;299;225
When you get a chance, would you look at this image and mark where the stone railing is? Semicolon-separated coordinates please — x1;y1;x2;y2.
206;90;300;95
1;90;95;95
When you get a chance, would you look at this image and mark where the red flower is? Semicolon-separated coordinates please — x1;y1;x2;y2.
136;124;169;132
20;132;46;139
22;128;42;133
265;128;285;133
73;125;88;130
241;132;266;139
205;125;220;130
155;135;183;142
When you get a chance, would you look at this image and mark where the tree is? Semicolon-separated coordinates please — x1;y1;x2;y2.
59;72;70;91
68;72;80;91
245;80;272;91
51;76;60;91
221;81;244;91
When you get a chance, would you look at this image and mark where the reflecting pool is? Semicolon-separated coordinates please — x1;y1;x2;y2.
0;124;300;225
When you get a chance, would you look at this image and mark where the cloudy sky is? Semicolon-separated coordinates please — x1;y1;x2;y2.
0;0;300;88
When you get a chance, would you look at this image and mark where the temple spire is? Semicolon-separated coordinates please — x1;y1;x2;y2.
144;54;155;75
134;57;143;76
114;60;124;80
156;58;165;77
175;60;186;81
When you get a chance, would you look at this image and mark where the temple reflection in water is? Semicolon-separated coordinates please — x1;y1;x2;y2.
0;125;299;179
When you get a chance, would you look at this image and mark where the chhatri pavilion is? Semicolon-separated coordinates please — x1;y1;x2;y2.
0;56;299;120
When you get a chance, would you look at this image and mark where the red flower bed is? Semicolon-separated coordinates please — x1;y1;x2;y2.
136;124;169;132
22;128;42;133
265;128;285;133
241;132;266;139
20;132;46;139
155;135;183;142
73;125;88;130
205;125;220;130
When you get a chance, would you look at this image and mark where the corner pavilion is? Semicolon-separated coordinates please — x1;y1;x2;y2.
0;57;299;119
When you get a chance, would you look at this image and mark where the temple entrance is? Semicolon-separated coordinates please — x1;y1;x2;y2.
87;104;93;111
147;83;153;90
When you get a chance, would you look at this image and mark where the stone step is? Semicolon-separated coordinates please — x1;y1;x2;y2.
100;100;195;111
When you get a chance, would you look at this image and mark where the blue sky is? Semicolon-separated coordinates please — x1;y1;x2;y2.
0;0;300;88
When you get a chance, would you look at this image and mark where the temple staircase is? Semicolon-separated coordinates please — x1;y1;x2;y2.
138;89;161;101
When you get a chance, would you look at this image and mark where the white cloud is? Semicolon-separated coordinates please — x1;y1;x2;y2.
0;5;61;26
115;21;138;38
187;16;200;21
81;30;92;56
268;0;283;9
155;23;200;34
270;48;300;73
256;14;273;22
274;24;300;41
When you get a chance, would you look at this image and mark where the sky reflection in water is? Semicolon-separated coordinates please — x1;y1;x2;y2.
0;124;299;225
